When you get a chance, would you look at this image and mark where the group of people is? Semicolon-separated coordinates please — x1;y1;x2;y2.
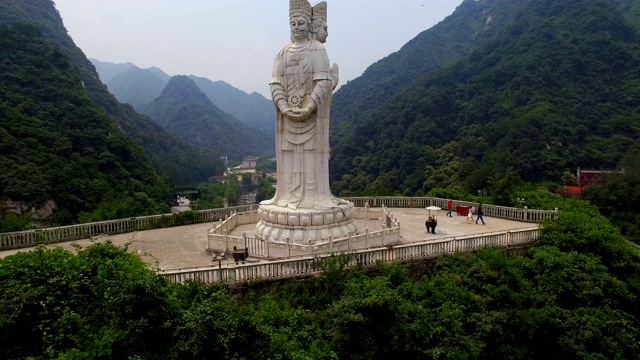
447;199;485;225
466;204;485;225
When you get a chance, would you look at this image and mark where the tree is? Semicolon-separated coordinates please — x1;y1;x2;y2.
255;177;276;204
225;174;240;206
561;171;579;186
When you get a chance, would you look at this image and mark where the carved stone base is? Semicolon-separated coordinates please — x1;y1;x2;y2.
255;202;358;244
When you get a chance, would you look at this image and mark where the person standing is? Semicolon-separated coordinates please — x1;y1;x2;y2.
476;203;485;225
447;198;453;217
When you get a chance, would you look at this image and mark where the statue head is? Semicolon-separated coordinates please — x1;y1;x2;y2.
311;1;328;43
289;0;312;42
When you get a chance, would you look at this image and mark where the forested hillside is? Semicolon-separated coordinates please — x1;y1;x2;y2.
0;0;222;185
2;199;639;358
106;67;168;110
90;60;275;132
330;0;640;197
90;58;137;84
330;0;530;138
188;76;275;131
0;24;170;224
140;76;273;160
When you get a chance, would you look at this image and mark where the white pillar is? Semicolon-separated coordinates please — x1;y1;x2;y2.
365;228;369;248
265;235;270;258
329;235;333;254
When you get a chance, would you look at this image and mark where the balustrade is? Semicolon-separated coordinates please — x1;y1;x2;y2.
1;198;553;251
165;228;539;285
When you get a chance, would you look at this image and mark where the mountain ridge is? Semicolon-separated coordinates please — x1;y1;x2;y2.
0;0;222;186
140;75;273;160
330;0;640;195
90;60;275;131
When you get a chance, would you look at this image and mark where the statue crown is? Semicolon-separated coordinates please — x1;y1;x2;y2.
311;1;327;22
290;0;312;18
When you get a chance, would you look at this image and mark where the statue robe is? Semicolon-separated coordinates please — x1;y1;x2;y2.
265;40;334;209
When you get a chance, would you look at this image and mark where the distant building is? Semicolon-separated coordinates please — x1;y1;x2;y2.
242;156;258;169
557;167;624;196
211;175;230;184
228;156;259;175
577;167;624;187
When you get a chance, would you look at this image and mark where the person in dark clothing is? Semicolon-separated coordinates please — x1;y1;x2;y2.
476;204;485;224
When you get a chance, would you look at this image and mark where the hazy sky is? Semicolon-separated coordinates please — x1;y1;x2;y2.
54;0;463;98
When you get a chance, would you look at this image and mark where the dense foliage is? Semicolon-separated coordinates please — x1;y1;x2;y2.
0;0;223;185
330;0;640;197
330;0;529;139
1;199;638;359
0;23;171;224
582;150;640;243
139;76;273;161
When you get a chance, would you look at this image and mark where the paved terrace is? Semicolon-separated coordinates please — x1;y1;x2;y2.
0;208;535;271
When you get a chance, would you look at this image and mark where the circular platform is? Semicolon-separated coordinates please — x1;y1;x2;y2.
255;202;358;244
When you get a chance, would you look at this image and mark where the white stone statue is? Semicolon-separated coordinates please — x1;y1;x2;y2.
256;0;357;245
262;0;339;210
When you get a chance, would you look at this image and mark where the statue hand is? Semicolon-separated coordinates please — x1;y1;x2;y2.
330;63;339;89
288;107;311;122
282;108;295;118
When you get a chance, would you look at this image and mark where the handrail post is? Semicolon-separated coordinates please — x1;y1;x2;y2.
329;235;333;254
365;228;369;248
265;235;270;258
243;231;247;251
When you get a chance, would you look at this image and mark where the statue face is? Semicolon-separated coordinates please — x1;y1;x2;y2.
290;15;309;41
316;21;328;43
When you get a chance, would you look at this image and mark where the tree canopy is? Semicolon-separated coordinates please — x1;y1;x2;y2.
330;0;640;197
1;199;638;359
0;23;171;224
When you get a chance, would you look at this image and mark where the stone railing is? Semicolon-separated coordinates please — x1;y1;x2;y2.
206;206;398;259
344;197;557;223
0;197;556;251
0;205;258;250
162;227;540;285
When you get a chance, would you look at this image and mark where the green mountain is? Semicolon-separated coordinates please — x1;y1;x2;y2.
330;0;531;138
146;66;172;83
107;67;168;110
90;58;137;84
0;0;222;186
140;76;273;160
188;76;275;131
90;60;275;131
0;23;170;224
614;0;640;33
330;0;640;196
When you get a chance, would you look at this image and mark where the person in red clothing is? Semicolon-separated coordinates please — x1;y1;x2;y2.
447;199;453;217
